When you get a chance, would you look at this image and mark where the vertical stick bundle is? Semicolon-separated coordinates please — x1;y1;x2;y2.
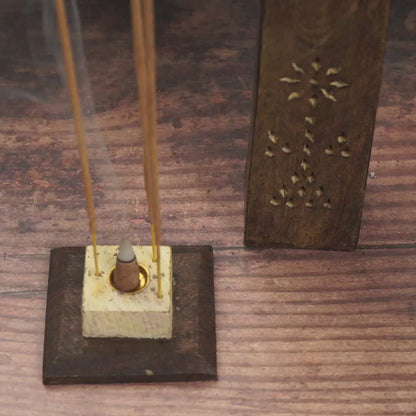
131;0;162;298
55;0;162;292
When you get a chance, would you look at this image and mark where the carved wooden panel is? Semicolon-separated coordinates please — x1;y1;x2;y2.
245;0;390;250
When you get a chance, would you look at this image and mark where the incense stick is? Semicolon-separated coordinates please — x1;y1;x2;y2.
55;0;99;276
131;0;162;298
143;0;162;299
130;0;152;231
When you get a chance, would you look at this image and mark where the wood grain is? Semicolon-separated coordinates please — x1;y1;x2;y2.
3;247;416;415
1;0;416;414
245;0;391;250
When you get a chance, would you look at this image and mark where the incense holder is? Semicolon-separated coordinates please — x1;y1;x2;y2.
43;245;217;384
245;0;390;250
82;245;172;339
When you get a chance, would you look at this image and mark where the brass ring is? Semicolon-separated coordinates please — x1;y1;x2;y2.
108;263;150;294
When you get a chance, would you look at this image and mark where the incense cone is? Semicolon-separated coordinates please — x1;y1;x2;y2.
113;239;140;292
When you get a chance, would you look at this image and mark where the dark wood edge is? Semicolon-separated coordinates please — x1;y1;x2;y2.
244;0;265;246
349;0;392;250
243;239;357;251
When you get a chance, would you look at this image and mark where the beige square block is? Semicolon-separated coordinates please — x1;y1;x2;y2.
82;245;172;339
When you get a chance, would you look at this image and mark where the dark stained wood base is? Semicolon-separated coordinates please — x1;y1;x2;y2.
42;245;217;385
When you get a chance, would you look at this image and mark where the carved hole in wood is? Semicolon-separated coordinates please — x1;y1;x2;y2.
306;172;315;184
268;129;278;144
325;145;335;156
303;144;311;157
298;186;306;198
341;148;352;158
315;186;324;198
291;173;300;184
305;116;315;125
271;58;353;209
301;159;309;171
309;94;318;108
270;196;280;206
279;185;288;199
337;132;347;144
286;199;295;208
312;57;321;72
305;129;314;143
323;199;332;209
265;146;274;157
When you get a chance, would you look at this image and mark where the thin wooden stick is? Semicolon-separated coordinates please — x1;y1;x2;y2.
142;0;162;298
55;0;99;276
131;0;162;298
131;0;155;261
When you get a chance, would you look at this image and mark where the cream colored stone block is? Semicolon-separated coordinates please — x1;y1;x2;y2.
82;245;172;339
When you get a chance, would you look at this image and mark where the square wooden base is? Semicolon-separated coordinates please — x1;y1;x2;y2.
43;245;217;384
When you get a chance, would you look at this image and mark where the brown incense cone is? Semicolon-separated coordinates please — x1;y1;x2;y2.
113;239;140;292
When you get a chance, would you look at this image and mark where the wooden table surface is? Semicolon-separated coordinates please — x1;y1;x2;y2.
1;0;416;414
